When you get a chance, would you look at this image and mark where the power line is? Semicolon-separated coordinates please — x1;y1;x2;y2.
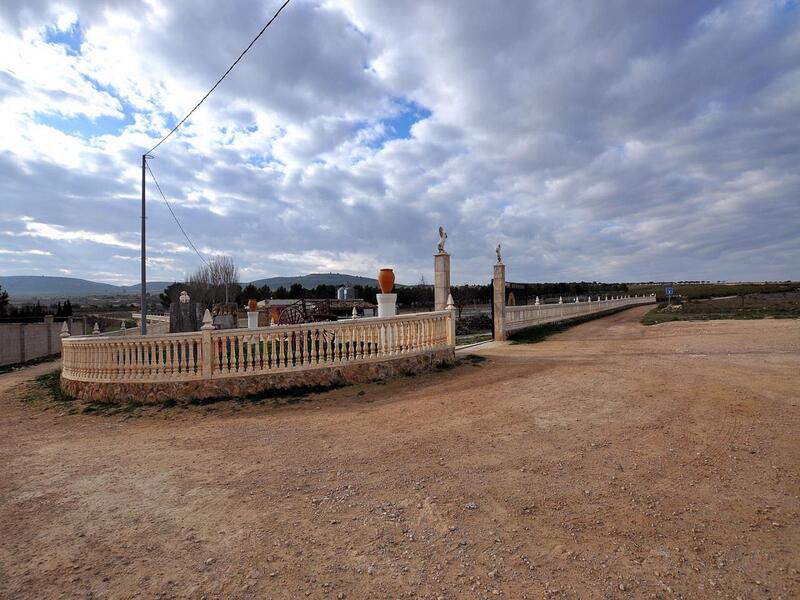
146;0;292;155
145;160;209;267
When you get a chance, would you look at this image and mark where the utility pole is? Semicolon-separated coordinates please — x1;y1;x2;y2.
140;154;150;335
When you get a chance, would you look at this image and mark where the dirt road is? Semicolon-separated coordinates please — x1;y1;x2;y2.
1;307;798;599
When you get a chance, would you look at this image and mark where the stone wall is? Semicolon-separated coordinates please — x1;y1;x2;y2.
0;318;83;367
61;348;455;404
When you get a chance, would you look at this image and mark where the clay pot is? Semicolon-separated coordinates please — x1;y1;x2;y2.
247;298;257;311
377;268;395;294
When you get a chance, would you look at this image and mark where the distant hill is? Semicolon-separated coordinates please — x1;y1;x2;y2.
1;276;174;298
1;276;120;297
116;282;175;295
249;273;379;290
0;273;380;299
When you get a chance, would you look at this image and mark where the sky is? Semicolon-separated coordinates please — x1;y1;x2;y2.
0;0;798;286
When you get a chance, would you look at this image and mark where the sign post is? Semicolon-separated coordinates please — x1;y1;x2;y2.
665;286;674;306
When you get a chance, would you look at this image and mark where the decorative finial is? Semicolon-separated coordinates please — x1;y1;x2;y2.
535;296;540;305
437;226;448;253
445;292;456;311
201;308;214;330
92;322;100;335
495;243;502;263
59;321;70;338
558;296;563;304
352;306;358;319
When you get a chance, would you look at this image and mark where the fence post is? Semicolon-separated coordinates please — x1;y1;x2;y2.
493;259;506;341
201;309;214;380
446;293;457;347
44;315;54;355
59;322;70;370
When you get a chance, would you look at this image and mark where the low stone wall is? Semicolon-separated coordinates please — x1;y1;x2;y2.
60;348;455;404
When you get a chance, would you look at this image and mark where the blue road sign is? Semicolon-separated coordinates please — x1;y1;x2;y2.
665;287;674;296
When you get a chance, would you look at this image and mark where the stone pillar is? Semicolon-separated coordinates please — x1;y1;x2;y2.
246;311;258;330
493;261;506;341
434;252;451;311
376;293;397;318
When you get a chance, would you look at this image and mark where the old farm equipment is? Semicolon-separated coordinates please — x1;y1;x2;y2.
275;299;337;324
274;299;376;324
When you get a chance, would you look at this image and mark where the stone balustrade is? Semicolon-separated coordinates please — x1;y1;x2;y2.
60;310;456;402
62;330;203;382
504;295;654;333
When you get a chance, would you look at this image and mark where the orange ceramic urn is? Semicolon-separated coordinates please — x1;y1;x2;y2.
247;298;257;311
377;268;395;294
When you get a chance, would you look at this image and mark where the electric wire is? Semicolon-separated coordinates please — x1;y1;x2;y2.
145;160;209;267
145;0;292;155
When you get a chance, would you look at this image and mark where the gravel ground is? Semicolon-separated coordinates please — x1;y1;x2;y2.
0;306;798;599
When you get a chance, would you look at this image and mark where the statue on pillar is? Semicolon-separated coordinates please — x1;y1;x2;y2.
437;226;448;253
495;243;502;263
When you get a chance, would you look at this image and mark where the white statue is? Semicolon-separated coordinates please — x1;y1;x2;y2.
495;243;502;263
179;290;190;304
437;226;448;253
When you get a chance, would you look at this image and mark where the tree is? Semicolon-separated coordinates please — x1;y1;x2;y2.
451;286;478;320
0;285;8;316
289;283;306;298
311;284;337;299
239;283;271;302
353;285;378;304
159;282;182;309
185;255;241;307
241;283;260;302
273;286;289;299
396;284;434;307
207;255;239;303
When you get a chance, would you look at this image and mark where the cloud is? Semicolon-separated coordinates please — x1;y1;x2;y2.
15;219;140;250
0;248;52;255
0;0;797;285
